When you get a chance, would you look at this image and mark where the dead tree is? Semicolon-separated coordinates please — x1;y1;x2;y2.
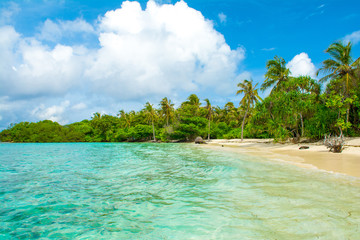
324;134;345;153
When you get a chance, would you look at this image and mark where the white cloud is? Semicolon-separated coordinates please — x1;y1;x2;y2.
286;52;316;78
0;0;246;127
218;12;227;24
343;30;360;45
31;100;70;124
72;102;87;110
0;27;85;97
86;0;244;99
0;2;20;25
37;18;95;42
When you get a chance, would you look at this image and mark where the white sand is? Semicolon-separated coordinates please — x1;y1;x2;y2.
200;138;360;178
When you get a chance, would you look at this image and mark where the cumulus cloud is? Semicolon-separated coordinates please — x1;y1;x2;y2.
0;0;245;128
86;0;244;99
343;30;360;45
286;52;316;78
0;26;85;97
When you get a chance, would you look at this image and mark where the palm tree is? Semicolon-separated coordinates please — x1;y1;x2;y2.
318;41;359;93
224;102;239;125
186;94;201;106
160;97;174;127
92;112;101;120
237;79;262;141
118;110;128;128
181;94;201;116
261;56;291;93
204;98;213;141
144;102;157;141
317;41;360;123
213;106;225;123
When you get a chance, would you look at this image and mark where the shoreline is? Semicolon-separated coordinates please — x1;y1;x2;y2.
199;138;360;178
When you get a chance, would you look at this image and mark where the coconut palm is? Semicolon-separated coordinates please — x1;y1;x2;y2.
317;41;359;93
213;106;225;123
160;97;174;127
204;98;213;141
261;56;291;93
92;112;101;120
144;102;157;141
237;79;262;141
118;110;128;128
224;102;239;125
181;94;201;116
317;41;360;123
185;94;201;107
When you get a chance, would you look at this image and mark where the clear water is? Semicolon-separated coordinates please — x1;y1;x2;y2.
0;143;359;239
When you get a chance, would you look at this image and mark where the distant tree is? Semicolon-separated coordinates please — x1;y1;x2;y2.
237;79;262;141
144;102;157;141
160;97;174;127
186;94;201;107
204;98;213;140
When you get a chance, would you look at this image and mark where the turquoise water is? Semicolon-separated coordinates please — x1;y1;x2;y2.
0;143;359;239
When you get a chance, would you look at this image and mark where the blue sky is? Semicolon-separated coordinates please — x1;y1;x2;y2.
0;0;359;129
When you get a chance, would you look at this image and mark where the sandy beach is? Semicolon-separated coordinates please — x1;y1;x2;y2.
200;138;360;178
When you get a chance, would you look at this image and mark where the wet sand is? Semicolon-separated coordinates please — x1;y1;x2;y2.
199;138;360;178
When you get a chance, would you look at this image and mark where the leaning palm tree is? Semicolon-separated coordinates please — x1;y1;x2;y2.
160;97;174;127
204;98;213;141
237;79;262;141
317;41;360;123
144;102;157;141
261;56;291;93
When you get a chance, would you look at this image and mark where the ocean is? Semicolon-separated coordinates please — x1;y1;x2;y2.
0;143;359;239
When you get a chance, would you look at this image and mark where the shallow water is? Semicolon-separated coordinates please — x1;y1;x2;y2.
0;143;359;239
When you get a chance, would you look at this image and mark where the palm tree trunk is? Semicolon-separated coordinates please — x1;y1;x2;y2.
241;105;249;141
346;73;349;124
208;117;210;141
152;119;156;141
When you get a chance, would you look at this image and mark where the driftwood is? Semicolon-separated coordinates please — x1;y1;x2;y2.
324;134;345;153
299;146;309;150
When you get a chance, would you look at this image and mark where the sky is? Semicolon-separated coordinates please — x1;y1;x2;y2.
0;0;360;129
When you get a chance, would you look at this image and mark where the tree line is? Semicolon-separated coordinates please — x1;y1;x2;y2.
1;41;359;143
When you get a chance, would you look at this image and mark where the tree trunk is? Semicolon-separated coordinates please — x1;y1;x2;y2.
208;117;210;141
300;113;304;137
241;105;249;141
166;113;169;127
152;119;156;141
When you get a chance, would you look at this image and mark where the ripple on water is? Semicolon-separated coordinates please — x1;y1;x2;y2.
0;143;359;239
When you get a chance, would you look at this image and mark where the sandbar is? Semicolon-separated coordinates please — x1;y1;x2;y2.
199;138;360;178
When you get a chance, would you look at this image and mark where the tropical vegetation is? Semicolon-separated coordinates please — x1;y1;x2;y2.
1;41;359;143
